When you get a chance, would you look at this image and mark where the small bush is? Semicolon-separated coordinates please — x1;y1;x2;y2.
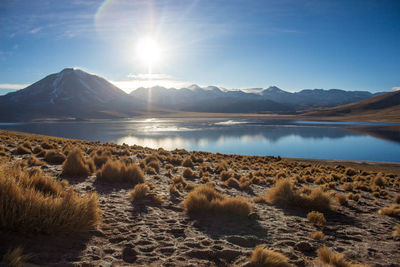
44;150;66;164
27;155;45;166
223;177;240;189
220;171;232;181
378;204;400;218
249;245;290;267
182;168;195;179
307;211;326;226
0;163;100;233
336;193;348;206
311;231;325;240
345;168;357;176
215;160;228;173
96;160;145;184
16;145;31;155
317;246;363;267
61;148;91;177
182;157;194;167
129;184;149;201
184;185;252;217
265;179;331;211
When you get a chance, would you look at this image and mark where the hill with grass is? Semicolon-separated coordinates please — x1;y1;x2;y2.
303;90;400;122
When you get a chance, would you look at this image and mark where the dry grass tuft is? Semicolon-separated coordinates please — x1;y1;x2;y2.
183;185;252;217
265;179;331;211
182;168;195;179
129;183;163;204
336;193;348;206
182;156;194;167
61;148;91;177
0;163;100;233
96;160;145;184
2;247;30;267
393;225;400;237
16;144;31;155
317;246;364;267
223;177;240;189
307;211;326;226
378;204;400;218
311;231;325;240
44;150;66;164
249;245;290;267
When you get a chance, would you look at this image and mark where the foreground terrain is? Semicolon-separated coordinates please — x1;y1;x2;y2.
0;130;399;266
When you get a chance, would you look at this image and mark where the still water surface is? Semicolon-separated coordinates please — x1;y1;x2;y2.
1;118;399;162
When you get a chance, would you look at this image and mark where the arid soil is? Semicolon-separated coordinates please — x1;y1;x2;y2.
0;129;399;266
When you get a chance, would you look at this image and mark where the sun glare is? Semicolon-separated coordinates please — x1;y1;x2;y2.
136;37;162;67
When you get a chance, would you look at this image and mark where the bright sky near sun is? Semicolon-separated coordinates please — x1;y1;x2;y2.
0;0;399;93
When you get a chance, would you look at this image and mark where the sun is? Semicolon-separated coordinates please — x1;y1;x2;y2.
136;37;162;67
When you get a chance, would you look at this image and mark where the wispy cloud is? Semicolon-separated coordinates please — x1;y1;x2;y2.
0;83;30;90
392;86;400;91
29;27;42;34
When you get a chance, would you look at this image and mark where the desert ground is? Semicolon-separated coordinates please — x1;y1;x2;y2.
0;129;399;267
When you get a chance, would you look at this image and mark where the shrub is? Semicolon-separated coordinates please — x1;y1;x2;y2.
27;155;45;166
345;168;357;176
182;157;194;168
182;168;195;179
61;148;91;177
92;152;109;169
44;150;66;164
372;176;386;187
265;179;331;211
169;184;181;197
16;145;31;155
220;171;232;181
378;204;400;218
307;211;326;226
336;193;348;206
317;246;364;267
249;245;290;267
129;184;149;201
215;160;228;173
311;231;325;240
183;185;252;217
96;160;145;184
0;163;100;233
223;177;240;189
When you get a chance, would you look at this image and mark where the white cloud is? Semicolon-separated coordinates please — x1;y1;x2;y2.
392;86;400;91
0;83;30;90
29;27;42;34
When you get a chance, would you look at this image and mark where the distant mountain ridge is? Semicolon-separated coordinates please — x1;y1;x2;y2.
130;84;384;113
0;68;388;121
0;68;149;121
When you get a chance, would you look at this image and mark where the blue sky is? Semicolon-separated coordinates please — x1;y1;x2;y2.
0;0;399;94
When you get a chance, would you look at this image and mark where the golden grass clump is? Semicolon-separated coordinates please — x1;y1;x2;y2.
378;204;400;218
16;144;31;155
317;246;364;267
1;247;30;267
96;160;145;184
265;179;331;211
393;225;400;237
183;185;252;217
182;168;195;179
336;193;348;206
223;177;240;189
345;168;357;176
307;211;326;226
27;155;45;166
0;163;100;233
61;148;91;177
311;231;325;240
182;156;194;167
129;183;163;204
249;245;290;267
44;150;66;164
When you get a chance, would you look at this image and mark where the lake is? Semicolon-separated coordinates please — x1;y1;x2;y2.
1;118;399;162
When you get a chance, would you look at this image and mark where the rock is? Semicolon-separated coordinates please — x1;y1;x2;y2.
295;241;314;252
122;247;137;263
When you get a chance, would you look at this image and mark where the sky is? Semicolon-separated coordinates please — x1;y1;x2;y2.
0;0;399;94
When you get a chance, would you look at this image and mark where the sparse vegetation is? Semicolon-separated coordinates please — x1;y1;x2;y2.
96;160;145;184
249;245;290;267
0;163;100;233
307;211;326;226
317;246;364;267
184;185;252;217
61;148;91;177
44;149;66;164
265;179;331;211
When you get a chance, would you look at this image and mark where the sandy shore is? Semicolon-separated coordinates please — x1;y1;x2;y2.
0;129;399;266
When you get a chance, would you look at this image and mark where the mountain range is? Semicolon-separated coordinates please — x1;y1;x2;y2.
0;68;393;121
